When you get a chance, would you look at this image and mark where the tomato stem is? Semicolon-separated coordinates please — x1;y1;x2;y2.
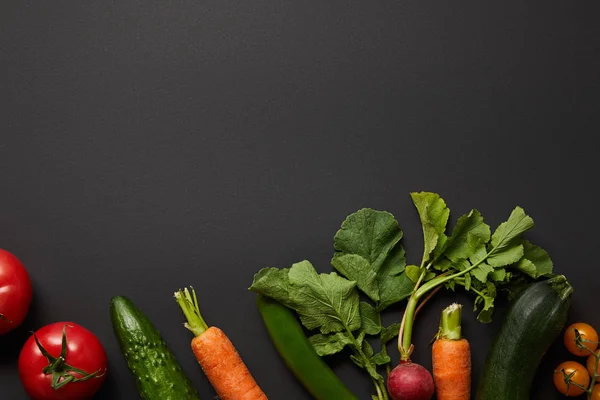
34;324;105;390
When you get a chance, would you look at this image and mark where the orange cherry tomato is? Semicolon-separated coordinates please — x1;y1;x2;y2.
553;361;591;396
588;350;600;382
592;384;600;399
564;323;599;356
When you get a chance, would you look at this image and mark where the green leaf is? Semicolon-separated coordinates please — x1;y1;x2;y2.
515;260;537;278
433;258;453;272
333;209;409;310
371;351;391;365
515;240;553;278
490;207;534;251
359;302;381;335
356;331;366;346
490;268;507;282
350;354;364;368
469;242;488;264
410;192;450;263
309;332;354;356
445;280;456;291
376;272;414;312
362;340;374;358
464;273;472;291
444;210;491;262
487;244;524;267
331;254;380;302
288;261;361;334
474;283;497;323
405;265;436;283
471;263;494;283
376;246;414;311
248;267;294;307
333;209;403;272
380;323;400;345
365;361;382;382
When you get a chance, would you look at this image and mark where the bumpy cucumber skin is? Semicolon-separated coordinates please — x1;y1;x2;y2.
110;296;199;400
476;275;573;400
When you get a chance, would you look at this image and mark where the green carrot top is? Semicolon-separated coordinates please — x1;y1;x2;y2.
174;287;208;337
436;303;463;341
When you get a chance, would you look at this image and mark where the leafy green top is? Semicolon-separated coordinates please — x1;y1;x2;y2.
249;192;554;398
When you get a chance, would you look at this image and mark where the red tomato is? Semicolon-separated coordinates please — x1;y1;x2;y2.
18;322;108;400
0;249;33;334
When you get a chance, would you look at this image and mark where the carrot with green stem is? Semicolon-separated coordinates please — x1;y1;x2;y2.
174;287;268;400
432;303;471;400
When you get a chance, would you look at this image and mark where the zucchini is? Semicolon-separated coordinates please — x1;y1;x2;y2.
110;296;199;400
476;275;573;400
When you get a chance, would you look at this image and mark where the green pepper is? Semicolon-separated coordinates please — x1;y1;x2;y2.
256;295;358;400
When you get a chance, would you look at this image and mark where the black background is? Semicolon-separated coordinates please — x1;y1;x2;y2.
1;1;599;399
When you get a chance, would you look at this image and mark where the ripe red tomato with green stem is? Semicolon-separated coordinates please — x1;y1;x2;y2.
18;322;108;400
0;249;33;334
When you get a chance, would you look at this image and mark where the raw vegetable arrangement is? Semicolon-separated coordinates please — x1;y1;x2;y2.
249;192;572;400
0;191;591;400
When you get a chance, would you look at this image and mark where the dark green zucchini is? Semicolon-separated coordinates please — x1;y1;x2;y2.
110;296;199;400
476;275;573;400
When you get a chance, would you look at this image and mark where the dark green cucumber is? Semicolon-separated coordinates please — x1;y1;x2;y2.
256;295;358;400
110;296;199;400
476;275;573;400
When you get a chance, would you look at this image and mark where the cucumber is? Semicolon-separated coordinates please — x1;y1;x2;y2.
476;275;573;400
110;296;199;400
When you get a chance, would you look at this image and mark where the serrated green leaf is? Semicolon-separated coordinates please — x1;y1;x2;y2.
487;244;524;267
376;247;414;311
359;302;381;335
444;210;491;262
490;268;507;282
516;240;553;278
333;209;403;272
490;207;534;251
371;351;391;365
288;261;361;334
380;323;400;345
410;192;450;263
405;265;436;283
331;254;380;302
333;209;409;310
309;332;354;356
471;263;494;283
249;267;294;307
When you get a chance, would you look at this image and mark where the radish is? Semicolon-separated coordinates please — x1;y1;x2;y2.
387;361;434;400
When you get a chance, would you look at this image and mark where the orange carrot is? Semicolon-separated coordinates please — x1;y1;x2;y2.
432;303;471;400
175;287;268;400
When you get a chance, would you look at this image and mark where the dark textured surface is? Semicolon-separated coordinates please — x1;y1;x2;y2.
1;1;598;399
